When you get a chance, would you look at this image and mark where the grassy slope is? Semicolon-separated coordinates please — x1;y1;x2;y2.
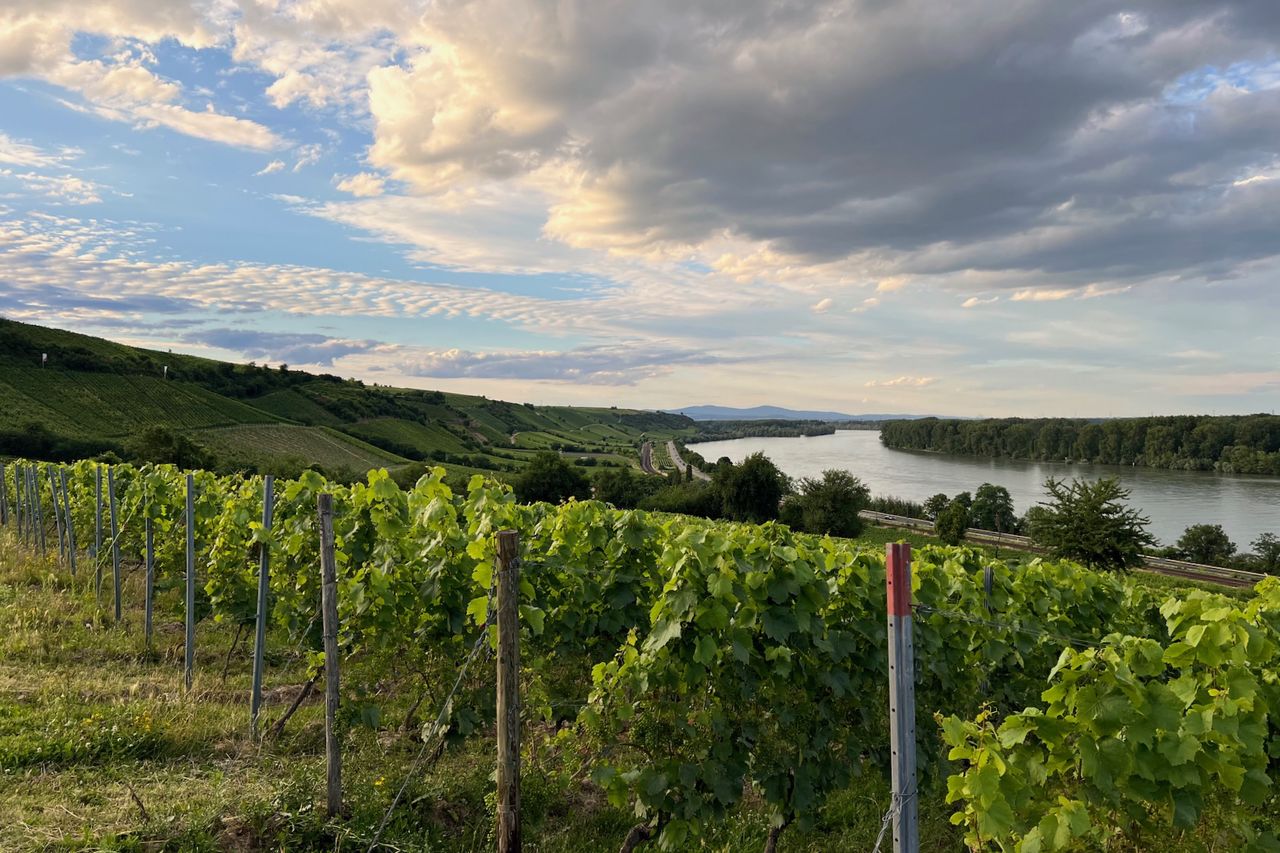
0;319;696;474
0;521;1255;851
196;425;408;472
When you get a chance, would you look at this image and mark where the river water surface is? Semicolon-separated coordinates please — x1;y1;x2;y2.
689;430;1280;548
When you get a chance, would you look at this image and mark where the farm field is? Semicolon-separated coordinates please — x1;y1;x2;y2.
2;458;1277;851
195;424;407;473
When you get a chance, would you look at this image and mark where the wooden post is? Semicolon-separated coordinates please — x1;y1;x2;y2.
251;476;275;735
108;467;121;621
185;473;196;692
94;465;103;597
31;467;47;557
318;493;342;818
48;467;65;563
60;469;76;576
13;465;23;540
144;513;155;646
886;543;919;853
495;529;521;853
0;462;8;526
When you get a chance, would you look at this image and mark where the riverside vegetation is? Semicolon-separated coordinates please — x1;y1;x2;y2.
3;457;1280;850
880;415;1280;475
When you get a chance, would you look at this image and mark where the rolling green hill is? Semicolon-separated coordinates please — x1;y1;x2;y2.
0;318;696;478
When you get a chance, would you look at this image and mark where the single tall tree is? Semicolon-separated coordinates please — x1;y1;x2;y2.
1029;477;1155;571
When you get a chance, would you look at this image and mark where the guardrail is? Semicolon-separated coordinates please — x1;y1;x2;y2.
856;510;1268;589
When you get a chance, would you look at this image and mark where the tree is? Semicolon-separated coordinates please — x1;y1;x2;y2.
591;467;661;509
923;493;950;521
512;451;590;504
125;425;212;469
970;483;1019;533
934;499;970;545
1175;524;1236;567
715;452;789;523
1028;477;1155;571
783;469;870;537
1251;533;1280;574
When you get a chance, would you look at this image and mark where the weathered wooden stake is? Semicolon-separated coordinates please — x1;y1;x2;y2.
317;492;342;818
60;469;76;576
886;543;919;853
48;467;65;563
94;465;103;597
144;514;155;646
250;475;275;735
0;462;8;526
185;473;196;692
31;467;47;557
13;465;23;539
108;466;121;621
495;529;522;853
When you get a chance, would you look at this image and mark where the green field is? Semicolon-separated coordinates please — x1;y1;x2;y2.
195;425;407;473
0;368;279;437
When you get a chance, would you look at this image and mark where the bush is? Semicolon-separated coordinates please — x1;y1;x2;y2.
1175;524;1236;567
591;467;663;509
1252;533;1280;575
638;481;722;518
934;499;970;545
866;495;926;519
512;452;591;504
783;469;869;537
126;425;212;469
923;493;950;521
970;483;1019;533
1028;477;1155;571
714;452;789;523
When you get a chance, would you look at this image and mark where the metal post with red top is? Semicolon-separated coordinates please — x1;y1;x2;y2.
886;543;919;852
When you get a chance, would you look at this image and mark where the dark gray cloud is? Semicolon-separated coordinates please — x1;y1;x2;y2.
184;327;375;366
381;0;1280;285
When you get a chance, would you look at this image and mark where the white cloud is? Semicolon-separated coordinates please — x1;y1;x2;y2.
811;297;833;313
961;295;999;309
256;160;286;176
865;376;937;389
292;143;323;172
335;172;385;197
0;133;67;167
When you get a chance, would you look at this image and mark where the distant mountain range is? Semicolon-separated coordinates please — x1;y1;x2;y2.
665;405;936;422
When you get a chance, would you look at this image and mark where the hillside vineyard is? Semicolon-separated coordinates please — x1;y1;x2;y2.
4;457;1280;849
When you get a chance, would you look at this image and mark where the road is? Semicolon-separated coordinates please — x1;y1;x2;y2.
639;441;659;475
667;441;711;481
857;510;1264;589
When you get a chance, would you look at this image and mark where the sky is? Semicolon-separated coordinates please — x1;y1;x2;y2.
0;1;1277;417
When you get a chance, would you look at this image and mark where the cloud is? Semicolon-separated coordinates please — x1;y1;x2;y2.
0;133;70;168
348;0;1280;298
335;172;385;197
292;144;323;172
380;342;722;385
864;376;937;389
0;169;103;204
811;297;833;313
255;160;286;176
183;328;375;366
961;295;999;309
0;3;284;151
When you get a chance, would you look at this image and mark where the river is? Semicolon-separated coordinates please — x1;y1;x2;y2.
688;430;1280;548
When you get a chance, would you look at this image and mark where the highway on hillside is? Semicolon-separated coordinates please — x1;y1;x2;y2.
639;441;659;475
667;441;711;481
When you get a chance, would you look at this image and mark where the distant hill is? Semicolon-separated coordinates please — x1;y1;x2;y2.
668;405;933;422
0;318;695;479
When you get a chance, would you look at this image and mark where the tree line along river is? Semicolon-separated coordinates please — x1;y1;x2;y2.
688;429;1280;548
